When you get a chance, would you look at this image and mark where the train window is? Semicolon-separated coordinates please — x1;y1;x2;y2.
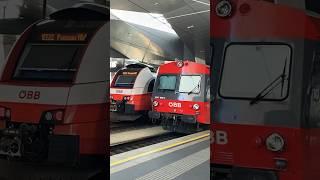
148;79;155;92
179;75;201;94
306;0;320;14
158;75;177;91
13;44;82;82
220;44;291;100
114;75;137;88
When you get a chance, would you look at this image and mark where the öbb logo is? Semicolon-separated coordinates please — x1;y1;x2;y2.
18;90;41;100
212;130;228;145
168;102;181;108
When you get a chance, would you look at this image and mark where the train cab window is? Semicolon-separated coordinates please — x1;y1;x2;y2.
179;75;201;94
220;44;291;101
13;44;82;82
114;75;136;88
158;75;177;91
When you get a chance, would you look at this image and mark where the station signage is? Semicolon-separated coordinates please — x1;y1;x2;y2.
122;72;138;75
40;33;88;41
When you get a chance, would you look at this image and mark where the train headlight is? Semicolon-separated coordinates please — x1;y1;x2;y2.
153;101;159;107
192;104;200;110
124;96;131;101
216;0;232;17
45;112;53;121
177;61;184;68
266;133;285;152
0;107;11;120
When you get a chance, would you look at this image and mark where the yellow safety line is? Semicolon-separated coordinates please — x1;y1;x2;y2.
110;133;210;167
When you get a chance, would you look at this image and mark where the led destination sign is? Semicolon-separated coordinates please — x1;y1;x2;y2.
41;33;88;41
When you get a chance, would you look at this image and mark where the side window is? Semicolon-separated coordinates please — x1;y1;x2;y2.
206;78;210;101
148;79;155;92
306;0;320;14
309;50;320;127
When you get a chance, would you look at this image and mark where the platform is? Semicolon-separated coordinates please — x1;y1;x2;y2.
110;131;210;180
110;126;169;146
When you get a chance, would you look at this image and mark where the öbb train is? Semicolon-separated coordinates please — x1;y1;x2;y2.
0;3;108;165
211;0;320;180
110;63;156;122
149;60;210;133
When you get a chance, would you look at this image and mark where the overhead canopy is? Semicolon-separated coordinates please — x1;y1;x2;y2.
50;3;109;20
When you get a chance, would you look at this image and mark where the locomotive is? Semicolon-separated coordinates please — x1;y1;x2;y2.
149;60;210;133
110;63;156;122
211;0;320;179
0;3;108;166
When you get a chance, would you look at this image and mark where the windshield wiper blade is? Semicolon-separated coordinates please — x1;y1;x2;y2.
280;58;288;96
188;81;201;95
250;58;288;105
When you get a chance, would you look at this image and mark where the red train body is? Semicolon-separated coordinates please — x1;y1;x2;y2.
211;0;320;179
110;64;155;121
0;4;108;166
149;61;210;133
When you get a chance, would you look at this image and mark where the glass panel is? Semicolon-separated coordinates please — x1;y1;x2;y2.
179;75;201;94
220;44;291;100
13;43;82;81
158;75;176;91
114;75;136;88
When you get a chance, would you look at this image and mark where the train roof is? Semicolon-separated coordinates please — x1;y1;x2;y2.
158;60;209;75
125;63;156;72
50;3;109;21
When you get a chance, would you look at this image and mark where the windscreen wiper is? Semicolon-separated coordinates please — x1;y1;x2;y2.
250;58;288;105
188;81;201;95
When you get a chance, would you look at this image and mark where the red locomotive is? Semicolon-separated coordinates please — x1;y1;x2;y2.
211;0;320;179
110;63;156;122
0;3;108;166
149;60;210;133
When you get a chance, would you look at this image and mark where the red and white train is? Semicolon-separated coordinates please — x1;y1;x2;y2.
149;60;210;133
110;63;156;122
0;3;108;166
211;0;320;179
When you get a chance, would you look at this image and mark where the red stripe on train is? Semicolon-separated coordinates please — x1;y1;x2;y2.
0;102;106;124
159;61;210;74
211;0;320;40
153;99;210;124
110;93;152;111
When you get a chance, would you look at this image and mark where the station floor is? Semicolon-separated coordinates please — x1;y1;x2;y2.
110;131;210;180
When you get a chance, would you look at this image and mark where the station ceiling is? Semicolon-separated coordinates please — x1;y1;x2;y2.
110;0;210;64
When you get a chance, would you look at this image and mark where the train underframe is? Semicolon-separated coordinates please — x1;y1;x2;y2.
110;99;150;122
211;164;279;180
149;111;208;134
0;121;103;167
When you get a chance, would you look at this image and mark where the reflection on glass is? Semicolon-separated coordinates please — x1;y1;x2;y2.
158;75;176;91
179;75;201;94
220;44;291;100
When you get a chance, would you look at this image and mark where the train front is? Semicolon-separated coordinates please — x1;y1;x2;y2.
211;0;319;179
0;4;108;165
149;61;210;133
110;65;155;122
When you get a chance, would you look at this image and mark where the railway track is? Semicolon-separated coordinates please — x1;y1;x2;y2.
110;133;184;156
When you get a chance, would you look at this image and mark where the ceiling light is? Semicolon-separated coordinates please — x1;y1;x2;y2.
187;25;194;29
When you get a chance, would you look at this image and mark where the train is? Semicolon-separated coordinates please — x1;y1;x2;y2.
211;0;320;179
110;63;156;122
0;3;108;166
149;60;210;133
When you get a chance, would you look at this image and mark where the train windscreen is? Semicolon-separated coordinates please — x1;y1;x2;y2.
13;44;82;81
114;75;137;88
158;75;177;91
179;75;201;94
219;44;291;100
